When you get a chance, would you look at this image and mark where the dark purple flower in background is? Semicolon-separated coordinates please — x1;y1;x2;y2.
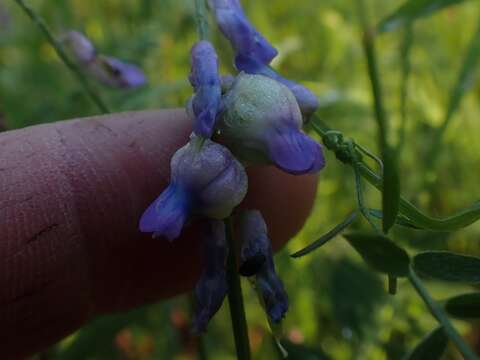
192;220;229;333
218;73;325;174
209;0;277;64
139;138;248;240
238;210;288;322
209;0;318;117
89;55;146;89
62;31;146;89
189;41;222;138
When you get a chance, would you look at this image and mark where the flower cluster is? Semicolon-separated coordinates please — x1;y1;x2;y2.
62;31;146;89
139;0;324;332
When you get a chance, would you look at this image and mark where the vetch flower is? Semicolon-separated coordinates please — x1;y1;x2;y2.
238;210;288;322
209;0;277;64
209;0;318;117
238;210;269;276
189;41;222;138
235;54;319;118
192;220;229;333
88;55;146;89
139;137;248;240
61;31;146;89
217;73;325;174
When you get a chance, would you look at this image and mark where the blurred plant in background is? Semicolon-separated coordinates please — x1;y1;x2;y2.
3;0;480;359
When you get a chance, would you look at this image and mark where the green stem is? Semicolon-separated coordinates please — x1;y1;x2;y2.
312;120;480;232
12;0;110;113
399;24;413;151
194;0;210;41
225;218;252;360
408;269;478;360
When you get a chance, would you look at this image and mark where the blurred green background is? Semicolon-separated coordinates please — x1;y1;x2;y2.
1;0;480;359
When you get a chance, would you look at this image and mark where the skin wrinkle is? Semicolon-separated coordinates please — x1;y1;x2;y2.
0;109;317;359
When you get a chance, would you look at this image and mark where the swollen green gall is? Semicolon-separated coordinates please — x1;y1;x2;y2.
217;73;325;174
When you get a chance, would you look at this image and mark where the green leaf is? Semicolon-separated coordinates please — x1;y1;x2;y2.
445;293;480;319
382;146;400;233
368;209;422;229
378;0;470;33
343;232;411;277
403;326;448;360
291;211;357;258
413;251;480;283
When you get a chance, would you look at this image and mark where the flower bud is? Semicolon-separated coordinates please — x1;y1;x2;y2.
192;220;228;333
237;210;288;322
235;54;319;118
62;31;96;64
218;73;325;174
62;31;146;89
189;41;222;137
209;0;277;64
139;138;248;240
238;210;269;276
87;55;146;89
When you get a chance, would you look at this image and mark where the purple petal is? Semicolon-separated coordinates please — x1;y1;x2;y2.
257;273;289;323
88;55;146;89
192;220;228;333
266;127;325;174
210;0;277;64
139;184;190;241
189;41;222;137
235;54;319;117
238;210;269;276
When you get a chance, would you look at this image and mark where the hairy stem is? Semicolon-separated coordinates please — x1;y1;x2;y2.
194;0;210;41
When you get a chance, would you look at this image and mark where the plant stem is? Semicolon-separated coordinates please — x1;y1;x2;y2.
12;0;110;113
408;269;478;360
225;218;251;360
194;0;210;41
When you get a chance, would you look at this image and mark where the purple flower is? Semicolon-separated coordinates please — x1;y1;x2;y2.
88;55;146;89
209;0;277;64
209;0;318;117
235;54;319;118
238;210;269;276
61;31;146;89
218;73;325;174
238;210;288;322
189;41;222;137
192;220;228;333
139;138;248;240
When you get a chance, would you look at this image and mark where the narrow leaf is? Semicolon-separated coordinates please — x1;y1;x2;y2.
445;293;480;319
378;0;470;33
382;146;401;233
403;326;448;360
369;209;422;229
291;212;357;258
343;232;411;277
413;251;480;283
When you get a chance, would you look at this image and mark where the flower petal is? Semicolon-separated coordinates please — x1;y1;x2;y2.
192;220;228;333
238;210;269;276
88;55;146;89
266;127;325;174
209;0;277;64
139;184;190;241
189;41;222;138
